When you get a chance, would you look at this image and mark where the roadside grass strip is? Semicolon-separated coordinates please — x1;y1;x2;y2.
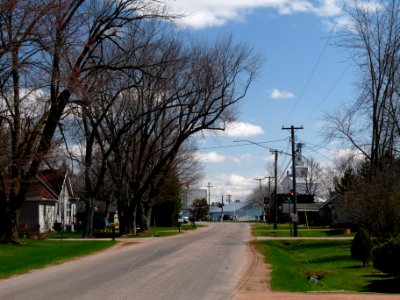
252;223;355;238
0;239;116;279
256;240;400;293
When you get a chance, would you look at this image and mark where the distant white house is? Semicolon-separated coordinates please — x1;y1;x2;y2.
19;170;77;233
209;201;261;221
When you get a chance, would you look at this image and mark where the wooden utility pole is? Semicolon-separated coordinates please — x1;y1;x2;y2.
270;149;279;229
282;125;303;237
220;195;224;221
255;178;265;222
265;176;274;223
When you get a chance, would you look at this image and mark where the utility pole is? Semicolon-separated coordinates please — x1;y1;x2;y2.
270;149;279;230
282;125;303;237
220;195;224;222
255;178;265;222
265;176;274;224
206;182;213;206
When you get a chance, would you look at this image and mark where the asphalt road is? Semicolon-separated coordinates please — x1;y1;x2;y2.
0;223;251;300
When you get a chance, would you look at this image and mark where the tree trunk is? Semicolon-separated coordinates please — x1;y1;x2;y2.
0;202;19;242
117;200;127;235
83;197;95;238
143;201;153;231
127;201;137;235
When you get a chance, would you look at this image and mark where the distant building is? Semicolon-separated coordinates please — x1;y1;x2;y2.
209;201;262;222
182;188;207;217
268;193;322;225
281;143;314;194
319;192;356;228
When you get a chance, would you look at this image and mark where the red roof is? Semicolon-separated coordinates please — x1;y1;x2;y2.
26;170;66;201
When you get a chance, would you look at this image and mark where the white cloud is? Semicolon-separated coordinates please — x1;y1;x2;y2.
210;173;255;201
165;0;348;29
220;121;264;137
228;173;248;186
314;0;343;17
196;121;263;138
232;154;252;164
195;151;254;165
270;88;295;99
333;148;365;161
195;151;226;163
263;153;275;162
356;1;382;12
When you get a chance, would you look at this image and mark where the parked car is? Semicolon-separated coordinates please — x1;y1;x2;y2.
182;216;189;224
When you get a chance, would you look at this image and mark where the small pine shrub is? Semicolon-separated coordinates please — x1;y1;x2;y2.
351;228;373;267
373;236;400;277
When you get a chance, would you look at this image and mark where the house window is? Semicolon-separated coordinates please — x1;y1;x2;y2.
67;203;71;217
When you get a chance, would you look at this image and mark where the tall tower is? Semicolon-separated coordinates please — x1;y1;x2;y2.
295;143;303;166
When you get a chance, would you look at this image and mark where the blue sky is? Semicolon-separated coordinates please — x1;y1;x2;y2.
164;0;367;203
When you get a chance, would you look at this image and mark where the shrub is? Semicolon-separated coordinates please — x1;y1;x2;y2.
373;236;400;277
351;228;373;266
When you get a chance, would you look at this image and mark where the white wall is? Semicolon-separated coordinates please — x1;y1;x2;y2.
38;203;56;232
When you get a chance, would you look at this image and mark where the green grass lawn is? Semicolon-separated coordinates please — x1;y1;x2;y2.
252;223;355;238
0;239;116;279
256;240;400;293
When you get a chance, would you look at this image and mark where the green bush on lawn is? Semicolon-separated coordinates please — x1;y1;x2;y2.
256;240;399;293
373;236;400;278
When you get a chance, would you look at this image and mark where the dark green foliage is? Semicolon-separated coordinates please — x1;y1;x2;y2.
191;198;209;221
351;228;373;266
152;173;182;227
373;236;400;277
152;200;180;227
335;168;357;196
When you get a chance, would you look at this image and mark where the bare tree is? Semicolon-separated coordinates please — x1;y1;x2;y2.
324;0;400;239
326;0;400;169
0;0;171;242
116;36;260;233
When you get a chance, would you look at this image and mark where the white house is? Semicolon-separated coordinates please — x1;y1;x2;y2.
19;170;77;233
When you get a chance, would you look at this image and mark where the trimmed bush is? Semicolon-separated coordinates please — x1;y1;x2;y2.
351;228;373;267
373;236;400;277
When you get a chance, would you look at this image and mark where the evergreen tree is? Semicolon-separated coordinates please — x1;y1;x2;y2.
373;236;400;277
351;228;373;267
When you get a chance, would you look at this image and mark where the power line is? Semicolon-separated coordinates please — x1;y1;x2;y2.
283;23;338;126
196;139;287;151
299;138;341;153
302;64;351;126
